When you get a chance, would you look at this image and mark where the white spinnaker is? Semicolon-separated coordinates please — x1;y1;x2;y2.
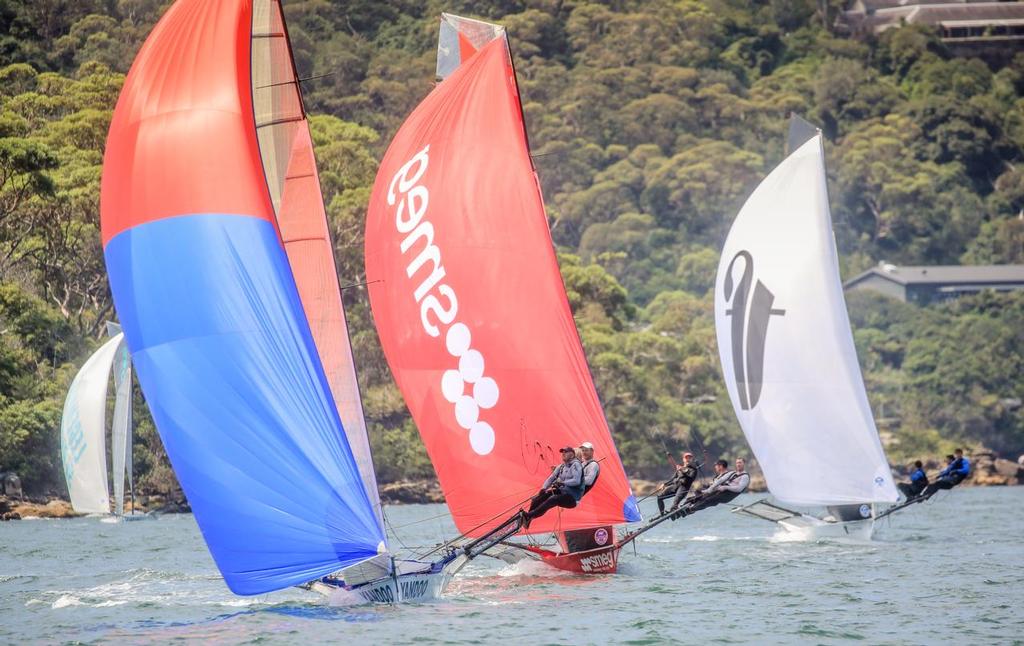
61;334;123;514
714;136;898;506
110;333;132;516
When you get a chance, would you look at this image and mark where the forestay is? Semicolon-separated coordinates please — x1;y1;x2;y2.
365;19;639;537
101;0;385;595
713;136;898;506
60;334;123;514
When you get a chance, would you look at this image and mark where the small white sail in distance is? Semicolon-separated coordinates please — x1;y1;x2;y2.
61;334;126;514
713;135;899;506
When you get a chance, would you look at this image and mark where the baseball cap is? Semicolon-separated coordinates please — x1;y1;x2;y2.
559;446;576;453
579;441;594;449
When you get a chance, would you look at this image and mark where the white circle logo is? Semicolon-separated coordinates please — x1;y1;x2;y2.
441;322;499;455
594;528;609;546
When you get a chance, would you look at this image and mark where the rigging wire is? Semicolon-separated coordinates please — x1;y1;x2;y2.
415;491;537;560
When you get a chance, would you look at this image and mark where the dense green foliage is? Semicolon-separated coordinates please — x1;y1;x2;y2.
0;0;1022;494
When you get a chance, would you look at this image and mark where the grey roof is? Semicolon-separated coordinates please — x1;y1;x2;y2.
845;264;1024;287
841;0;1024;31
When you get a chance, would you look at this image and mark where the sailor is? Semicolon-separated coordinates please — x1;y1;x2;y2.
657;451;698;515
920;448;970;499
579;441;600;497
521;446;584;528
676;458;750;517
897;460;929;499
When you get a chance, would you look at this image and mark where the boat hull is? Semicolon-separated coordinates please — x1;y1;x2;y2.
308;554;468;604
524;543;620;574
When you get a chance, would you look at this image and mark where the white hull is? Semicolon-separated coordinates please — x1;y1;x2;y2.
777;516;874;541
308;554;468;604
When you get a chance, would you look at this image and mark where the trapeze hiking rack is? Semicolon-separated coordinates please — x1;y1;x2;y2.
460;513;526;560
616;505;692;549
874;494;928;521
730;498;803;524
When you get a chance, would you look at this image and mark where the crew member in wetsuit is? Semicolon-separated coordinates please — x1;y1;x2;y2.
579;441;600;497
657;452;698;515
897;460;929;499
675;458;750;518
521;446;584;528
920;449;970;499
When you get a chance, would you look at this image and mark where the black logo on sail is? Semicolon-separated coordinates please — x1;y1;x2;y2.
724;251;785;410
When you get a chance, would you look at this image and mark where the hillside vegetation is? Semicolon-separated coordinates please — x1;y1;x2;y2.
1;0;1022;494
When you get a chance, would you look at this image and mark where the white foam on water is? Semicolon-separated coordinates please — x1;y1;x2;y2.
52;595;84;608
689;535;721;541
326;587;370;607
496;557;573;578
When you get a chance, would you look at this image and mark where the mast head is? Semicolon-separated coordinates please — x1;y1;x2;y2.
437;13;506;81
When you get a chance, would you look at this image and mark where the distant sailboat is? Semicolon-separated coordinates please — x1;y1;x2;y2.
364;13;641;574
717;116;899;540
60;324;136;517
100;0;479;601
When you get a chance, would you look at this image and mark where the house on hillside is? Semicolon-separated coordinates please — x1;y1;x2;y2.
844;263;1024;303
837;0;1024;60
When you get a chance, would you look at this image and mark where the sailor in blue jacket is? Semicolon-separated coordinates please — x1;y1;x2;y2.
897;460;929;498
921;449;970;499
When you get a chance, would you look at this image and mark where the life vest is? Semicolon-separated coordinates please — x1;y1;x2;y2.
581;459;600;495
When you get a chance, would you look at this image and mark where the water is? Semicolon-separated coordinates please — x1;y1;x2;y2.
2;488;1021;644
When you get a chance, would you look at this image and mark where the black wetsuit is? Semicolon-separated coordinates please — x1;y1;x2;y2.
657;464;698;514
682;470;750;514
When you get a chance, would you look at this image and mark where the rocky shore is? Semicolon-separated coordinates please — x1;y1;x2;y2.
3;453;1019;516
0;493;190;520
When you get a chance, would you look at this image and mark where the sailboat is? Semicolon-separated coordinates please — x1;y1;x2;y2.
60;323;140;519
714;116;899;540
364;13;641;574
99;0;480;601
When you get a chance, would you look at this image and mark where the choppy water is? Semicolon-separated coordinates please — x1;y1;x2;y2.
2;487;1021;644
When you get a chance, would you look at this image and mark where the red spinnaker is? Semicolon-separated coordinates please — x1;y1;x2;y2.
365;38;639;537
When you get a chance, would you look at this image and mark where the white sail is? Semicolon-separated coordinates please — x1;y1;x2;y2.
109;326;132;517
60;334;124;514
714;136;898;506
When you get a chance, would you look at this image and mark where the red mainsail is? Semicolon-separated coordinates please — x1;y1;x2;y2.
365;36;640;537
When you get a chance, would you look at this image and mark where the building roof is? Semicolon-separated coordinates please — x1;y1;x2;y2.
845;264;1024;287
841;0;1024;33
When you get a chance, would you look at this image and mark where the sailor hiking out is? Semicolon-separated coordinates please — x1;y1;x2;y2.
673;458;750;518
919;449;970;500
520;447;585;528
579;441;601;496
897;460;929;499
657;451;699;515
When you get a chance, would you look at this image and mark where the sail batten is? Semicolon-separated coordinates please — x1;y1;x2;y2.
251;0;384;533
714;136;898;506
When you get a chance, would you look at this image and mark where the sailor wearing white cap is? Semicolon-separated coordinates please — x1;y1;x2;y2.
579;441;600;496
